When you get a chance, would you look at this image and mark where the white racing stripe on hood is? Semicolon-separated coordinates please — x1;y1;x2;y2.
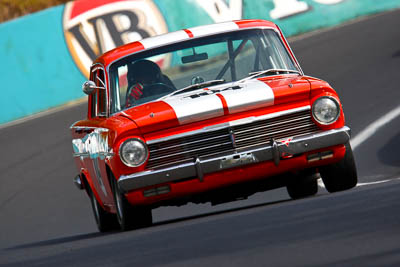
162;79;274;125
162;94;224;125
220;79;274;113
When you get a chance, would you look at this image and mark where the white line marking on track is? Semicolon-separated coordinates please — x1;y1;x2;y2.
350;105;400;150
357;180;391;187
357;177;400;187
318;177;400;189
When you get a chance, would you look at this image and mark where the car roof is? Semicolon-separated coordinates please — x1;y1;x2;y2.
94;19;279;67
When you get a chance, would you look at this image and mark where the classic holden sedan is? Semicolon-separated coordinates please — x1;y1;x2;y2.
71;20;357;232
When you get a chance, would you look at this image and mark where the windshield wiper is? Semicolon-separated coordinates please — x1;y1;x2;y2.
164;79;226;97
239;68;301;82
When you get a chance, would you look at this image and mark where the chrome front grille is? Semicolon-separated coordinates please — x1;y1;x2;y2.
147;128;235;169
146;109;320;170
232;110;320;150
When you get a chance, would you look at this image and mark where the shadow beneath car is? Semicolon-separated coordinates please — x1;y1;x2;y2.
5;198;295;251
4;232;115;251
392;50;400;58
151;198;292;227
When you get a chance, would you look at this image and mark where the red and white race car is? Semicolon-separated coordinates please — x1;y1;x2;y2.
71;20;357;232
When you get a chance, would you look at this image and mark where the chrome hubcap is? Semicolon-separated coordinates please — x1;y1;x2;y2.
114;189;124;223
91;194;100;223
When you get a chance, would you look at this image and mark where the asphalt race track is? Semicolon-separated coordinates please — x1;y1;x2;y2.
1;9;400;266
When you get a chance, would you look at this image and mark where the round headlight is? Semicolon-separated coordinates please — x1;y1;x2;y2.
119;138;148;167
312;96;340;125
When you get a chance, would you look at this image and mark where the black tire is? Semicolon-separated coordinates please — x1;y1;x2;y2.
286;171;318;199
111;176;152;231
88;186;118;232
319;142;358;193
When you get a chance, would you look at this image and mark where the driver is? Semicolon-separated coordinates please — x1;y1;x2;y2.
126;60;162;107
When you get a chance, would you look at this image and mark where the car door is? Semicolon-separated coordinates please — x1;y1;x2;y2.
84;65;115;208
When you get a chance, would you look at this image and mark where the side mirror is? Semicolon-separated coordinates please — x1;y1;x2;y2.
82;81;105;95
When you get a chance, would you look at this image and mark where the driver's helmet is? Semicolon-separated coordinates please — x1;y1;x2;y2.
127;59;161;86
126;60;162;107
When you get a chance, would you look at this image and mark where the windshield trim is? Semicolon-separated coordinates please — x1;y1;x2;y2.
107;27;302;115
89;62;109;118
106;27;280;73
277;25;304;76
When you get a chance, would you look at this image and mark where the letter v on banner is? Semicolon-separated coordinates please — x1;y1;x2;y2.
196;0;242;23
63;0;167;78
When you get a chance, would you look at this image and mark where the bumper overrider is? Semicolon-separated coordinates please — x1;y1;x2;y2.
118;126;351;193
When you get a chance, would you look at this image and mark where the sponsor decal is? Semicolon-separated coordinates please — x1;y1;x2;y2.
279;137;293;147
279;137;293;158
72;127;112;196
72;128;111;159
63;0;168;78
184;85;243;99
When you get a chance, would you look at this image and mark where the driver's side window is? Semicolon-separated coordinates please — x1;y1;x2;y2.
90;67;107;118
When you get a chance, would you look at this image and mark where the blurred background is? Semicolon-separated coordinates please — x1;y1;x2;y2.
1;1;400;266
0;0;69;22
1;0;399;125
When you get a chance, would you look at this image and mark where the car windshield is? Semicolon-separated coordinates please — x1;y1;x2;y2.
109;29;299;113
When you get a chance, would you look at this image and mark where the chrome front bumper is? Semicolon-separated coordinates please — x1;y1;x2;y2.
118;126;351;193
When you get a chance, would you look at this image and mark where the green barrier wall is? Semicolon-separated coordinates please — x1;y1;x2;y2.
1;0;399;125
0;6;85;125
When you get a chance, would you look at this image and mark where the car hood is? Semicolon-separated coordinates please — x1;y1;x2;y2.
121;76;310;134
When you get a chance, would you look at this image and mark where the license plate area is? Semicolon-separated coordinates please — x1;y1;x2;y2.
220;152;257;169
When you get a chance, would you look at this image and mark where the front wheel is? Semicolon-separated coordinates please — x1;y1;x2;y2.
111;176;152;231
88;186;118;232
319;142;358;193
